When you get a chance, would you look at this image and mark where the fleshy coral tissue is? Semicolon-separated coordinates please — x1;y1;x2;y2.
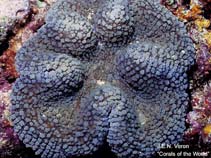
10;0;195;158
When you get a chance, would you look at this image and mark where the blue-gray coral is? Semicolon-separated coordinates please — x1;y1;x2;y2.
94;0;135;46
10;0;195;157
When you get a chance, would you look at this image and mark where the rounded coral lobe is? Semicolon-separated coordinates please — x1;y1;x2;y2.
42;11;97;55
94;0;135;46
10;0;195;158
116;42;188;99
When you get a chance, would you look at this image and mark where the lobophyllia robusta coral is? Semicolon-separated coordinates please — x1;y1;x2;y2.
10;0;195;157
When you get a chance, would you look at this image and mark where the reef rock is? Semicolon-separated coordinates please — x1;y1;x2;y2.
0;0;29;45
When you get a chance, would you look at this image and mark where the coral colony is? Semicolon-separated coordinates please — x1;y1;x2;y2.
10;0;195;158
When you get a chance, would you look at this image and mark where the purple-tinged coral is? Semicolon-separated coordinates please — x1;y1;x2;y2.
10;0;195;157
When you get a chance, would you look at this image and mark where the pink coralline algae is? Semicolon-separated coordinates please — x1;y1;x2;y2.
0;77;20;157
196;44;211;74
186;81;211;143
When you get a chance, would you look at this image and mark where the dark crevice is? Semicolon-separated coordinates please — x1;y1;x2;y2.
0;31;13;55
187;63;211;93
181;0;191;9
7;77;17;84
200;1;211;20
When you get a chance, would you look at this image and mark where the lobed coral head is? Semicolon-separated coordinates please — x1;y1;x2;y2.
10;0;195;157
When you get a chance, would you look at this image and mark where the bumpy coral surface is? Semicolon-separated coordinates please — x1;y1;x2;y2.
10;0;195;157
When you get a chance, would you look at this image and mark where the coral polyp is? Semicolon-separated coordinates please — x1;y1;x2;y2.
10;0;195;157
